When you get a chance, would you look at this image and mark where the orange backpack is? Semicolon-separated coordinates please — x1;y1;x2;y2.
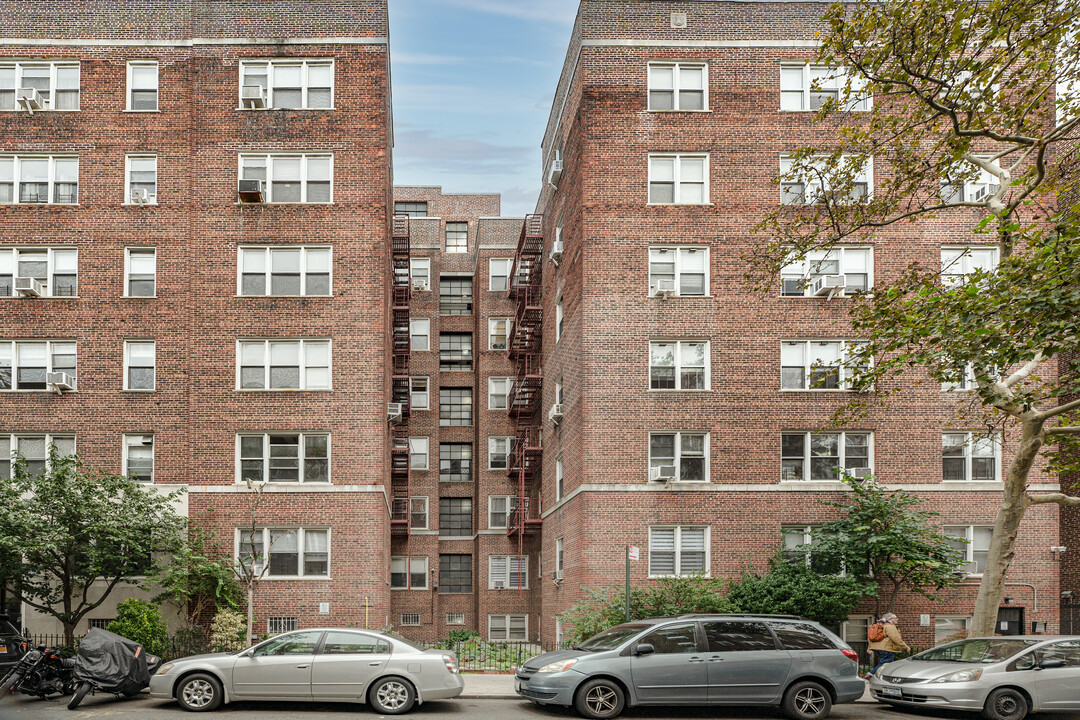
867;623;886;642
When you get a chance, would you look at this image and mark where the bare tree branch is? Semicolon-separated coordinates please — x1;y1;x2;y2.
1001;353;1045;388
1047;425;1080;435
1025;493;1080;507
1036;397;1080;421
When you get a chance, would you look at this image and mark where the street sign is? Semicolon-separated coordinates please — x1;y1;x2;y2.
628;546;640;561
319;602;330;614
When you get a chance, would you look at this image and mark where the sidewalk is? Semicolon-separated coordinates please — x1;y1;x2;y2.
459;673;878;703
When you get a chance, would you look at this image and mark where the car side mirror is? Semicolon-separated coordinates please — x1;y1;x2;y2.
1039;657;1066;670
240;649;255;658
635;643;655;656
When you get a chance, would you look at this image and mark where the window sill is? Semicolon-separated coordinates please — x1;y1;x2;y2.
0;109;80;113
778;388;857;393
234;202;335;207
236;481;334;486
646;202;714;207
236;107;336;112
3;296;80;300
251;576;332;581
437;591;473;595
234;294;334;299
123;202;159;207
2;203;80;207
648;574;712;580
489;587;529;592
122;389;156;393
235;388;334;392
649;294;711;299
647;389;712;393
412;407;430;412
0;389;79;393
647;108;712;113
942;479;1001;484
123;295;158;299
123;109;160;113
438;536;473;541
391;587;430;591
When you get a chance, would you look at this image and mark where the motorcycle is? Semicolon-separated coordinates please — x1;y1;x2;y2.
67;628;162;710
0;644;77;699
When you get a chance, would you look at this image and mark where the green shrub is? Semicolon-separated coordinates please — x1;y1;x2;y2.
106;599;170;656
441;629;481;647
209;609;247;653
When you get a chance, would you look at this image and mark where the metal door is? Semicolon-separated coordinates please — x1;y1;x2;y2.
629;623;708;703
996;608;1024;636
231;630;322;698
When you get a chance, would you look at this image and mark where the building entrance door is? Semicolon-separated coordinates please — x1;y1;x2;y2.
996;608;1024;636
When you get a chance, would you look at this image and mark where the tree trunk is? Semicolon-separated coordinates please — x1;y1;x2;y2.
970;417;1045;637
246;585;254;646
63;620;77;649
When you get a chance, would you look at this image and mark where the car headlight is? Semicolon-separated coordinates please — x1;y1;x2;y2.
538;658;578;674
873;666;885;678
157;663;174;675
928;668;982;683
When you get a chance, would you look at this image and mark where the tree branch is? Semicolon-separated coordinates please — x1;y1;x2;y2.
1036;396;1080;421
1001;353;1044;389
1025;493;1080;507
1047;426;1080;435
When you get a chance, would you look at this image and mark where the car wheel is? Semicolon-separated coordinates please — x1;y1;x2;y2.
368;676;416;714
781;680;833;720
176;673;223;712
982;688;1029;720
574;678;625;720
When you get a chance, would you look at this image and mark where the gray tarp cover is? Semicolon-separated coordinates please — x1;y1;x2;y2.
73;628;149;692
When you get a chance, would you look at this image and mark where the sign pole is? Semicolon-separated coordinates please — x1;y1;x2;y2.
625;545;630;623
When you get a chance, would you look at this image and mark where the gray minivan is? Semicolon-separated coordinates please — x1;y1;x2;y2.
515;614;865;720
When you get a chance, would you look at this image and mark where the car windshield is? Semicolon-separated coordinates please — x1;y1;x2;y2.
0;620;18;635
914;639;1038;664
577;623;652;651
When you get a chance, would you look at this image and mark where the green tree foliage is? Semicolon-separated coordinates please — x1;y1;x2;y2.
748;0;1080;637
209;608;247;653
0;449;186;646
106;598;169;656
152;525;244;627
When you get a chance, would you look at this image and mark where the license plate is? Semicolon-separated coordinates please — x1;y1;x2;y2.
881;686;902;698
515;681;521;692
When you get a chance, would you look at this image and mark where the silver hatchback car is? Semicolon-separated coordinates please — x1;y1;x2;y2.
149;628;463;713
516;614;865;720
868;636;1080;720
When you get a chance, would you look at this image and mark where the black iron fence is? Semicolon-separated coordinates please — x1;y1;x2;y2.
23;632;210;662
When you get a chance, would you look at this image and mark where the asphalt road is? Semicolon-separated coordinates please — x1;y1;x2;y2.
4;693;1080;720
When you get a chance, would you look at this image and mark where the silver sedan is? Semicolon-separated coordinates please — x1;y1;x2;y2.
868;636;1080;720
149;628;463;713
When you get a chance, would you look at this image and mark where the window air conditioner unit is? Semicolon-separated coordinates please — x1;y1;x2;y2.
493;579;506;589
548;159;563;187
14;276;44;298
849;467;874;479
972;183;1000;202
387;402;404;424
548;403;564;423
241;85;267;109
811;274;845;297
653;278;676;298
16;87;43;112
649;465;676;482
238;179;265;203
412;277;428;290
130;188;154;205
46;372;75;393
549;240;564;264
553;570;563;581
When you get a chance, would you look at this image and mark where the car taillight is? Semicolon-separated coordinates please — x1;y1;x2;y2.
841;649;859;663
442;654;458;674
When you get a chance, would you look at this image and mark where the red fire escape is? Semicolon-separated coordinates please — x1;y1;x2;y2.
506;215;544;575
389;215;413;575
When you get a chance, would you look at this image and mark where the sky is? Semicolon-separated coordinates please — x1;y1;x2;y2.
388;0;580;216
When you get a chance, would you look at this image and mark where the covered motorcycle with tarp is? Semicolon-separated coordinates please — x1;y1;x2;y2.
67;628;162;710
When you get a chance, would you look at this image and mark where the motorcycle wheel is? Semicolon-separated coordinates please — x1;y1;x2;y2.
1;671;23;697
67;682;92;710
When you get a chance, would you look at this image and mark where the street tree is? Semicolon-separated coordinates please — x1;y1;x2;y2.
232;480;273;645
749;0;1080;637
152;524;244;629
0;448;186;646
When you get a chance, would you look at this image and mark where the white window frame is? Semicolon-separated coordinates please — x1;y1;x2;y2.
780;246;873;297
446;613;465;625
648;431;710;483
122;433;154;483
0;61;80;111
237;245;333;297
390;555;429;590
488;495;522;529
488;555;529;590
941;156;1001;204
648;340;710;391
410;318;430;352
556;537;564;575
238;59;334;110
238;153;333;204
488;436;514;470
943;525;993;575
124;247;157;297
0;155;79;204
488;614;528;642
409;437;429;471
235;432;331;484
236;339;331;391
555;454;564;501
935;616;971;644
941;246;999;285
647;61;708;111
0;246;78;297
648;153;709;205
235;526;331;579
410;258;431;291
648;525;710;578
648;245;709;297
123;339;156;391
410;496;429;529
124;154;158;205
489;258;512;291
0;433;75;477
780;340;867;391
780;155;872;205
488;318;511;351
781;431;873;482
942;432;1001;482
488;377;512;410
0;339;76;391
125;61;158;111
779;63;870;112
410;376;430;410
445;221;468;253
555;299;563;342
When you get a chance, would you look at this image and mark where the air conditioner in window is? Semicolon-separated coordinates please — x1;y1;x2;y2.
238;179;265;203
652;278;676;299
46;372;75;393
811;274;845;297
130;188;155;205
241;84;267;109
14;276;44;298
649;465;676;482
493;579;506;589
412;277;428;290
549;239;564;265
387;402;403;424
548;403;564;423
553;570;564;581
134;435;154;446
972;183;1001;202
849;467;874;479
548;159;563;187
16;87;43;113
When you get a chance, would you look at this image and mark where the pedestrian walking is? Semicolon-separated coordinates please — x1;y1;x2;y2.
867;612;910;678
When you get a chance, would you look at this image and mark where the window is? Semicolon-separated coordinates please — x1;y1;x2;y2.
394;201;427;217
124;340;156;390
239;246;331;296
555;455;564;500
125;155;158;205
944;525;993;575
410;377;429;410
0;434;75;478
0;155;78;204
123;434;154;483
126;62;158;111
781;155;871;205
267;617;298;634
640;623;698;653
489;556;528;589
238;433;330;484
440;388;472;426
489;318;511;351
781;247;872;296
648;246;708;296
489;377;511;409
440;333;473;371
0;61;79;110
439;277;473;315
941;158;1001;204
942;363;1000;392
238;527;329;578
410;318;430;351
702;621;777;651
252;631;321;656
781;526;845;575
446;613;465;625
390;556;429;589
555;299;564;341
649;526;708;576
410;497;429;529
648;62;707;111
409;437;429;470
440;443;472;482
489;258;512;291
445;222;468;253
841;617;871;664
649;432;708;482
0;247;78;297
649;341;708;390
125;248;156;297
648;154;708;204
239;60;333;109
410;258;430;291
943;433;999;482
400;613;421;626
439;498;472;537
239;154;332;203
781;432;871;481
439;554;472;593
780;64;869;111
941;246;999;285
935;616;970;644
556;537;564;576
489;614;527;642
769;622;835;650
237;339;330;390
0;340;76;390
488;436;514;469
488;495;524;529
781;340;865;390
87;618;114;630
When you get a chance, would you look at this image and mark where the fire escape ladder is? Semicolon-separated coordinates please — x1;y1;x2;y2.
390;215;413;578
